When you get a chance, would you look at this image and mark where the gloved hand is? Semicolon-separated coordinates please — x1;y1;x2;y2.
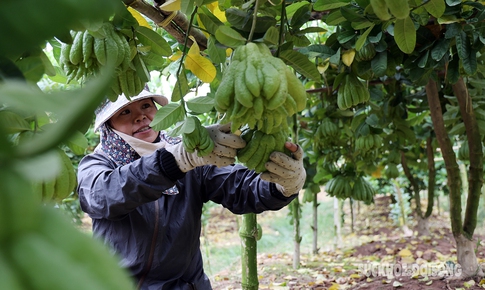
165;123;246;172
260;143;306;197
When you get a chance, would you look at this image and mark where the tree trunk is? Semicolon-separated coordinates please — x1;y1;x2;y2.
350;198;354;233
239;213;259;290
416;217;431;236
400;150;423;219
291;198;301;269
333;197;342;249
393;180;407;227
453;78;483;237
424;137;436;219
426;78;484;277
312;192;318;255
426;78;463;235
456;234;483;277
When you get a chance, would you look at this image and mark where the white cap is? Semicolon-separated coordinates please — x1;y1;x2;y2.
94;90;168;131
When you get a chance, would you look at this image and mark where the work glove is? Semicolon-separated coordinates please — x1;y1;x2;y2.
165;123;246;172
260;144;306;197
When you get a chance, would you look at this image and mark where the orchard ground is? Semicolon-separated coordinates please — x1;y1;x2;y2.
79;193;485;289
201;194;485;290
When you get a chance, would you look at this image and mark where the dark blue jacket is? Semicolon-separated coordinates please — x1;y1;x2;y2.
77;148;296;290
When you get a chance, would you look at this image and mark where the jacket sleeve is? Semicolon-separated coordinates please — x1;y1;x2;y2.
194;164;297;214
77;148;185;220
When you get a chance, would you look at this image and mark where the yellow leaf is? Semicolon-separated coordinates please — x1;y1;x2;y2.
207;2;227;22
185;39;216;83
159;0;181;11
197;15;209;38
342;49;356;67
127;7;151;28
464;280;475;288
350;273;361;279
317;62;330;74
226;48;233;57
328;282;340;290
169;50;183;61
398;248;412;257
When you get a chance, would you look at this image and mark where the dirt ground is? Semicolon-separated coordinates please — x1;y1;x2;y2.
205;195;485;290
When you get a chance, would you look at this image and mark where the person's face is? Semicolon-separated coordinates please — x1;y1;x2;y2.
108;98;159;142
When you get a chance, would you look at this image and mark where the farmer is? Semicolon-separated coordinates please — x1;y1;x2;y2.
77;89;306;289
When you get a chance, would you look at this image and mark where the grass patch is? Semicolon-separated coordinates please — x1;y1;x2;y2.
201;197;336;277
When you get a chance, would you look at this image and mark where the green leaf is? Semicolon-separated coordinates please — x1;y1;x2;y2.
13;149;62;181
285;35;311;47
446;53;460;83
140;52;166;70
300;44;336;59
215;26;247;48
446;0;461;6
340;6;367;22
408;111;429;126
1;65;115;158
430;38;450;61
352;20;374;30
15;56;45;83
135;26;172;56
313;0;351;11
65;131;89;155
150;103;185;131
207;36;227;65
279;49;321;81
444;23;461;39
182;116;196;134
198;12;222;36
298;27;327;34
355;24;375;51
40;50;56;76
181;0;195;16
329;48;341;66
132;54;150;82
448;122;465;136
351;113;367;132
0;0;120;57
263;26;280;46
286;1;311;18
290;4;312;32
385;0;409;19
0;110;31;134
371;51;387;77
417;50;429;68
171;70;189;102
325;9;346;25
424;0;446;18
337;30;356;44
455;31;477;75
370;0;391;21
365;114;381;127
394;16;416;54
186;96;214;114
167;120;185;137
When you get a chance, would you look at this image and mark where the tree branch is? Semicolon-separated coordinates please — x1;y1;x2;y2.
122;0;207;50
